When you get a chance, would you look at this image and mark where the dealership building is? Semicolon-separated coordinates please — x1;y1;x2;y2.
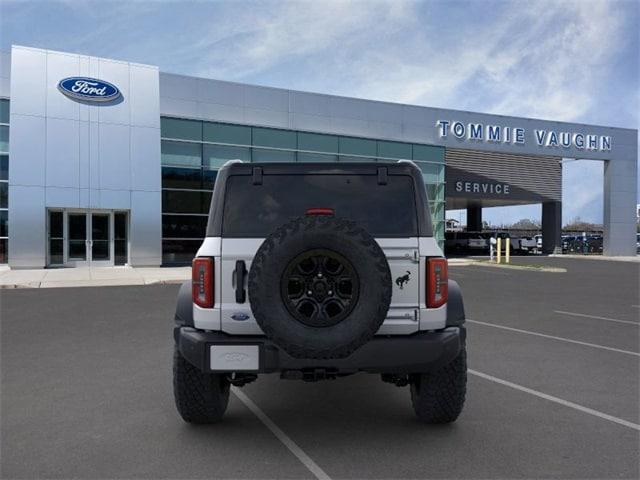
0;45;637;268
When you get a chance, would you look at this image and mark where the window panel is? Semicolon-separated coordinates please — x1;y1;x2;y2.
297;152;338;163
339;137;376;157
425;182;444;202
203;122;251;145
0;238;8;263
162;239;202;265
48;211;63;238
162;214;207;238
161;140;201;167
338;155;376;163
414;161;444;184
202;169;218;190
0;125;8;154
298;132;338;153
0;155;7;181
161;117;202;141
251;148;296;163
377;140;411;159
0;210;7;237
203;144;250;169
413;144;445;163
0;99;9;124
162;190;208;214
252;127;296;149
0;182;6;208
162;166;202;190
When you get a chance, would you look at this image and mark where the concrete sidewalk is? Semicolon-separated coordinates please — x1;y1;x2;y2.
0;266;190;289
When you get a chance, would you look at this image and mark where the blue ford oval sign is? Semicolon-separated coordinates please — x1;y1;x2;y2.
58;77;121;102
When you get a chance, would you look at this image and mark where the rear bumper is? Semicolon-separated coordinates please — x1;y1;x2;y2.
174;326;465;374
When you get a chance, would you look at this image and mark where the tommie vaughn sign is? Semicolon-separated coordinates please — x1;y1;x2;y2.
58;77;121;102
436;120;612;152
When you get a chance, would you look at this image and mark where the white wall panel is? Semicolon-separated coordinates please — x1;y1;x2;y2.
130;66;160;128
198;78;244;106
98;122;130;190
9;114;46;186
10;47;46;116
243;107;288;128
46;117;79;188
244;85;288;112
8;185;46;268
197;102;244;124
46;186;79;208
46;51;80;121
97;59;130;125
129;190;161;265
100;189;131;209
130;125;160;191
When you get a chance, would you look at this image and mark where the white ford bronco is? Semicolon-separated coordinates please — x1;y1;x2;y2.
173;161;467;423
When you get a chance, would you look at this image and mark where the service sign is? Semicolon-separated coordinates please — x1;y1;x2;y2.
58;77;121;102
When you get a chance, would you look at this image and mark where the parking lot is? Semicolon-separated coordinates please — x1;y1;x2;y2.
1;257;638;479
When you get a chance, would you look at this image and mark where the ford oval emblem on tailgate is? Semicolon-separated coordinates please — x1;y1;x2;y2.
231;312;250;321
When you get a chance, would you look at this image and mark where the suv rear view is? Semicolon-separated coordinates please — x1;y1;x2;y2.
173;161;467;423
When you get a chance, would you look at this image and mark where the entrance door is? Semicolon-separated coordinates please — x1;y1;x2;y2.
48;210;129;267
90;213;111;266
67;212;89;266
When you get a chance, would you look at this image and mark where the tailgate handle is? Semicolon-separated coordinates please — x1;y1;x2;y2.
235;260;247;303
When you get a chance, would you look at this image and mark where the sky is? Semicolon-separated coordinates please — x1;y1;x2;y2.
1;0;638;226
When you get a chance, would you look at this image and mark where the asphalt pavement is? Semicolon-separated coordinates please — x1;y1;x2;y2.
1;257;638;479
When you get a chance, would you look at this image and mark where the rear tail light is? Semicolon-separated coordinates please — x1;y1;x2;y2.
427;257;448;308
192;257;214;308
306;207;334;216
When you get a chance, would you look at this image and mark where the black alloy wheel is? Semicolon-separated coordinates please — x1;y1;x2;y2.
280;249;360;328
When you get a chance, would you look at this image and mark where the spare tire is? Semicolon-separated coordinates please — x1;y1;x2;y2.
248;216;391;359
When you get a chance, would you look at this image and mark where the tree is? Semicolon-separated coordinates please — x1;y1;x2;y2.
509;218;540;230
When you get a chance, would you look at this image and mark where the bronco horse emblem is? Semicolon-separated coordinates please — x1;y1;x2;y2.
395;271;411;289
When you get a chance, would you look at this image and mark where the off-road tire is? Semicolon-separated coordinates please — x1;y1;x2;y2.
173;345;230;424
249;215;392;360
410;346;467;423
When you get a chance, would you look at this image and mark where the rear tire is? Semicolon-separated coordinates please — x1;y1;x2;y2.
173;345;230;424
410;346;467;423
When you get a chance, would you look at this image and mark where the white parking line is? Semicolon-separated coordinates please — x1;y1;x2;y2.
554;310;639;326
467;319;640;357
469;369;640;431
232;387;331;480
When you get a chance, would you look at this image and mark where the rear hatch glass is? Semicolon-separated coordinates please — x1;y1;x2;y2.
222;174;418;237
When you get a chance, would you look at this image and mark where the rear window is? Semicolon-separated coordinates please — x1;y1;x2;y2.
222;174;418;237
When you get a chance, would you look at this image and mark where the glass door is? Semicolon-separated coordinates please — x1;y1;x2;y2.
67;213;88;266
90;213;112;266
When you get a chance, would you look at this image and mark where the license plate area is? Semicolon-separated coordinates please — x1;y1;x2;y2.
209;345;260;371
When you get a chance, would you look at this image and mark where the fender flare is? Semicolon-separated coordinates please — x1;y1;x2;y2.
174;280;194;327
446;279;465;327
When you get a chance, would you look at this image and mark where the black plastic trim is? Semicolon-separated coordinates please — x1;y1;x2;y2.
235;260;247;303
175;326;464;374
174;280;194;327
446;279;465;327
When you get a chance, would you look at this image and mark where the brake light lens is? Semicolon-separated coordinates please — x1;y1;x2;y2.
306;207;334;216
192;257;214;308
427;257;448;308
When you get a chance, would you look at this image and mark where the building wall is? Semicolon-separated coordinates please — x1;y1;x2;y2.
8;46;162;267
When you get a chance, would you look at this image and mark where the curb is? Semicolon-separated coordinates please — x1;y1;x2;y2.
0;278;188;289
469;261;566;273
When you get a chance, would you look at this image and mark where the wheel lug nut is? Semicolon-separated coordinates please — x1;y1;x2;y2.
307;290;313;295
317;273;323;278
328;290;333;295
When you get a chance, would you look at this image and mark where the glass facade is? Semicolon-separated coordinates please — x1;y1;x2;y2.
160;117;446;264
0;99;8;264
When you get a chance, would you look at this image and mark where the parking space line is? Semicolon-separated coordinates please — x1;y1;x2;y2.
232;387;331;480
469;369;640;431
554;310;639;326
467;319;640;356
